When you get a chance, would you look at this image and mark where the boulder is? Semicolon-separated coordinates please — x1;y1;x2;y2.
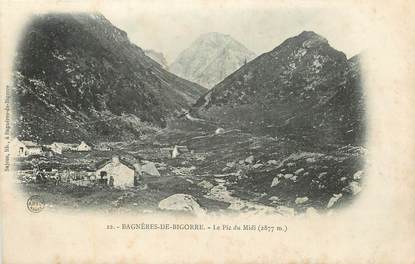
276;206;295;216
295;197;309;204
245;155;254;164
306;157;316;163
286;162;295;167
343;181;362;195
198;180;214;189
215;128;225;134
271;177;280;187
267;160;278;165
318;172;328;179
353;170;363;180
226;161;235;168
158;194;205;215
284;174;294;179
291;175;298;181
252;163;263;169
268;196;279;201
142;162;161;177
327;193;343;208
294;168;305;175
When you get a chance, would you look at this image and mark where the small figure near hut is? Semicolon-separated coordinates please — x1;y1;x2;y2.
35;169;47;184
98;171;108;185
54;174;61;185
109;176;114;187
133;163;142;186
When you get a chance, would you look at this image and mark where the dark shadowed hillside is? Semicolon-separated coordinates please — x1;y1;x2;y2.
278;54;365;145
13;13;206;143
193;31;364;145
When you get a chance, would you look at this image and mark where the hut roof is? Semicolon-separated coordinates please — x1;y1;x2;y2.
95;158;136;171
21;141;40;147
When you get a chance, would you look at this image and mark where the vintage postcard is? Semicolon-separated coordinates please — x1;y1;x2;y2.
1;0;414;263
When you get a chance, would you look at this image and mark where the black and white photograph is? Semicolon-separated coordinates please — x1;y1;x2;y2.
1;1;415;263
9;7;367;216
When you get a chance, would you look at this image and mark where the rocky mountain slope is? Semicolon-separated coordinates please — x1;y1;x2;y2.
193;31;364;145
144;49;169;69
278;54;365;145
12;13;206;143
170;32;256;89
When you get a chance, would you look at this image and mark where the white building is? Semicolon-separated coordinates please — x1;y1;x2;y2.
76;141;91;152
95;156;136;188
10;138;43;157
50;142;78;154
172;145;189;158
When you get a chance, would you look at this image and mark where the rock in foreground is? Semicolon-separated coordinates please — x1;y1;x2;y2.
158;194;205;215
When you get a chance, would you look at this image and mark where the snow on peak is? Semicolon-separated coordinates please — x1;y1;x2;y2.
170;32;256;89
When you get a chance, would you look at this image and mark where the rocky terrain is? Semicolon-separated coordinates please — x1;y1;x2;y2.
12;13;206;143
193;31;364;145
17;119;365;215
12;16;366;215
144;49;169;69
170;32;256;89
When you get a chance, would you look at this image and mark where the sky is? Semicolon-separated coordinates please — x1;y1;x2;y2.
101;3;369;64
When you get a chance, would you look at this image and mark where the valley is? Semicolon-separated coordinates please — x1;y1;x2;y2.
11;13;366;216
17;116;364;215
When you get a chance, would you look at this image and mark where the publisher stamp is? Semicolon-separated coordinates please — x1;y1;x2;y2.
27;195;45;213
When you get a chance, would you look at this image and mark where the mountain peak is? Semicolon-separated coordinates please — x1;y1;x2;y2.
14;13;206;142
297;31;328;44
198;32;231;39
170;32;255;88
296;30;328;46
193;32;235;47
298;30;324;38
194;30;354;144
273;31;327;50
